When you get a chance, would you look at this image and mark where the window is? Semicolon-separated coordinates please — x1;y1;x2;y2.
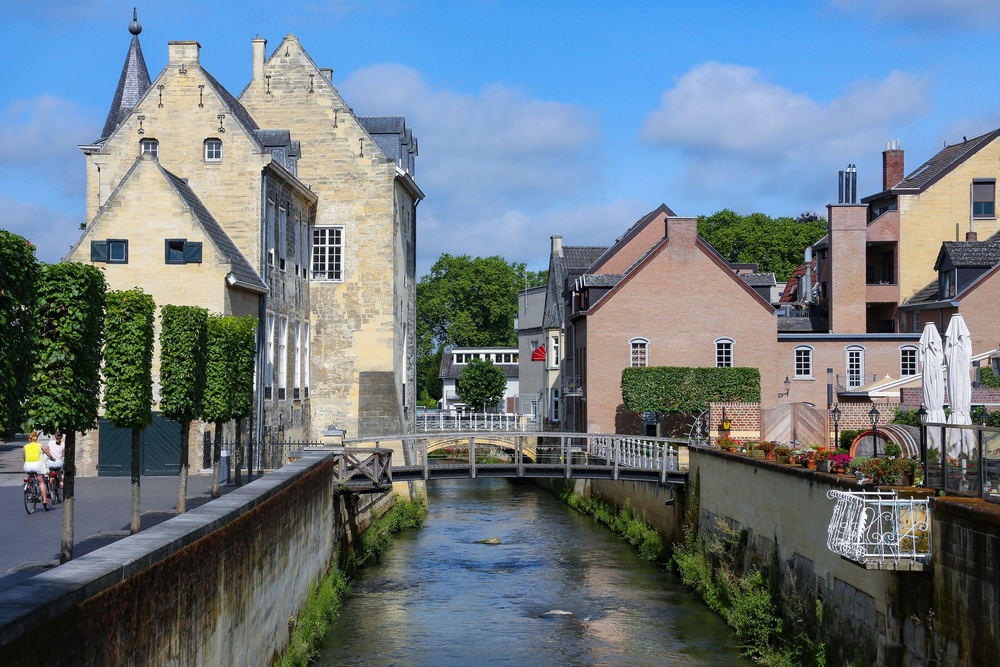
294;216;301;276
973;180;995;218
846;346;865;388
550;335;560;369
630;337;649;367
901;347;918;376
90;239;129;264
312;227;343;281
293;321;302;398
913;311;920;332
140;139;158;158
794;346;813;378
303;322;310;398
715;338;734;368
265;313;275;398
552;388;560;421
278;207;287;272
204;139;222;161
278;317;288;399
267;199;275;267
301;219;309;278
164;239;202;264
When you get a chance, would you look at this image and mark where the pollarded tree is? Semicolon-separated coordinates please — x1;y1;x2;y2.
26;262;107;562
229;316;257;485
203;314;236;497
456;358;508;412
104;288;156;534
0;231;38;438
159;305;208;513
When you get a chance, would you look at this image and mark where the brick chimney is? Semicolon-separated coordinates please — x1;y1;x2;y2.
883;139;904;190
967;231;978;242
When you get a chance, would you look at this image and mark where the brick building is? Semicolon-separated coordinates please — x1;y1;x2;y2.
67;17;421;474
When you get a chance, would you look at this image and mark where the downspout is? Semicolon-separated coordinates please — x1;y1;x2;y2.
256;171;268;449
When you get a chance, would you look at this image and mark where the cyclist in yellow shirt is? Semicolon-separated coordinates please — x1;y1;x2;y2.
22;431;54;508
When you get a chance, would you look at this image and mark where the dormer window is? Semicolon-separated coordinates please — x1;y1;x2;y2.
140;139;158;158
941;269;956;299
204;138;222;161
973;180;995;218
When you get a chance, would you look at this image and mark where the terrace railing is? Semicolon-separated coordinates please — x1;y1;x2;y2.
415;412;537;432
921;421;1000;504
826;489;931;569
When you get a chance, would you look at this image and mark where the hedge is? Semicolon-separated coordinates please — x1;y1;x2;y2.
621;366;761;414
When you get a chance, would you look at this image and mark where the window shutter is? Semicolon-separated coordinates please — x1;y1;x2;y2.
183;242;203;263
91;240;108;262
973;181;995;202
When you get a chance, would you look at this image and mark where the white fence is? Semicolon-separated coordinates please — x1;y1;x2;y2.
416;412;537;432
826;489;931;567
590;436;680;472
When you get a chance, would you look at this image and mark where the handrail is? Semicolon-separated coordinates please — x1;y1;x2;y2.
826;489;931;567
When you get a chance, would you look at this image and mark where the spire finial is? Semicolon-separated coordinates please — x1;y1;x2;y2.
129;8;142;35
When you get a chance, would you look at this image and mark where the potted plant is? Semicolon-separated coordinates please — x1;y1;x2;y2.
815;449;832;472
859;457;898;486
890;459;919;486
746;441;765;458
884;442;902;460
830;451;852;474
716;435;742;453
775;446;792;464
761;441;777;460
795;448;814;468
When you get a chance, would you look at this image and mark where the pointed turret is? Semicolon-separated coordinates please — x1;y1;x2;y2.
99;8;152;141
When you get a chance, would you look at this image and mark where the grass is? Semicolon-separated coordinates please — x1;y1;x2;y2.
557;486;665;562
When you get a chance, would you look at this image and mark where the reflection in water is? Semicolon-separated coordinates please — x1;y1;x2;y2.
319;479;749;667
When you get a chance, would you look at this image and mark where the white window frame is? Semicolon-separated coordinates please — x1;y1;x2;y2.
846;345;866;388
266;199;275;267
278;316;288;398
265;312;275;394
549;335;560;369
312;226;344;281
303;322;310;396
900;345;918;377
204;138;222;161
294;215;301;276
794;345;814;379
140;138;158;158
629;337;649;368
715;337;735;368
294;320;302;390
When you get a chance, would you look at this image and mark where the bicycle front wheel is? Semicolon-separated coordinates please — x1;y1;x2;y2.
24;482;37;514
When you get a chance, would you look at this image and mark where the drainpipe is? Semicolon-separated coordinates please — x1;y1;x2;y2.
256;172;268;455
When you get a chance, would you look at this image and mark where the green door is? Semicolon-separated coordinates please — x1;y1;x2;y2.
97;413;182;477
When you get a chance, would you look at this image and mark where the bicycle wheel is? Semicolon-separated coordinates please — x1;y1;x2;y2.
24;481;37;514
50;476;62;504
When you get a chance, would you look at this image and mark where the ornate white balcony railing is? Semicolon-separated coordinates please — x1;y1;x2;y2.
826;489;931;570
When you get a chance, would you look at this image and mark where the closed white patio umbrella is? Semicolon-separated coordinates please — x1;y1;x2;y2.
945;315;975;459
920;323;946;456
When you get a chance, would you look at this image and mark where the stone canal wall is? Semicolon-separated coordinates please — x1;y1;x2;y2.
0;451;392;667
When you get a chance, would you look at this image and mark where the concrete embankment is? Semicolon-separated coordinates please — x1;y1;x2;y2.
0;451;393;667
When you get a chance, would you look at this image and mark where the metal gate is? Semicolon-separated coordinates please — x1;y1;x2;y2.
760;402;828;447
97;413;182;476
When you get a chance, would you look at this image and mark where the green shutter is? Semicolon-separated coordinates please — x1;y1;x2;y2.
91;240;108;262
183;241;203;263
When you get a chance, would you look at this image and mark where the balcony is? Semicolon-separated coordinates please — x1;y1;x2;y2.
836;374;877;392
866;283;899;304
562;375;584;397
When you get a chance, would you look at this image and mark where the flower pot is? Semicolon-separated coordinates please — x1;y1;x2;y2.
800;459;811;469
817;461;831;473
750;450;765;459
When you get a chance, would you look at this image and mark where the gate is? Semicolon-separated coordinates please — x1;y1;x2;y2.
97;412;182;476
760;402;828;446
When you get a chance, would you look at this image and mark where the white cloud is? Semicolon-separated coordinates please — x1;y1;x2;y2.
830;0;1000;28
639;62;930;207
338;64;604;255
0;95;102;197
0;197;85;264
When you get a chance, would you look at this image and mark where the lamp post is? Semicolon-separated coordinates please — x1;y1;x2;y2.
831;404;841;451
778;375;791;399
917;404;927;487
869;405;881;458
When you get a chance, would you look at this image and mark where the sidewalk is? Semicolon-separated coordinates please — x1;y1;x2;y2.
0;443;240;592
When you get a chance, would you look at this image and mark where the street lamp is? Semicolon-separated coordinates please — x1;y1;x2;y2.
917;404;928;486
831;404;842;451
778;375;791;399
869;405;881;458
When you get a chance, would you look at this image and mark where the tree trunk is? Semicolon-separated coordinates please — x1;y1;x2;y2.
60;430;76;563
234;418;243;487
177;420;190;513
130;427;141;534
211;421;223;498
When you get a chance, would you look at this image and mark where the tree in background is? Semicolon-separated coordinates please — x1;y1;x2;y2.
416;254;546;402
456;358;508;412
103;288;156;534
229;316;258;486
0;231;38;438
26;263;106;562
158;305;208;513
697;209;827;282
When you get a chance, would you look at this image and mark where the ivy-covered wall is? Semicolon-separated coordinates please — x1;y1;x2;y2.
621;366;761;414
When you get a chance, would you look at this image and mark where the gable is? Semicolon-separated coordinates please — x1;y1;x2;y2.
589;205;673;275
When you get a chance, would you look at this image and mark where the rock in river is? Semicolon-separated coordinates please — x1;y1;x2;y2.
475;537;502;544
540;610;574;618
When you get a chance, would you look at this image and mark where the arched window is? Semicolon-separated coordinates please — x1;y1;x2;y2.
715;337;734;368
900;345;918;376
140;138;158;158
204;138;222;161
629;337;649;367
794;345;814;379
846;345;866;388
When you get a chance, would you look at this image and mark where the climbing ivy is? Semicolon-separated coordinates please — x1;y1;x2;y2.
0;231;38;436
621;366;761;414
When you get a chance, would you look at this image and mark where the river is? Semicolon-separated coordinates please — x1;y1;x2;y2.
319;479;749;666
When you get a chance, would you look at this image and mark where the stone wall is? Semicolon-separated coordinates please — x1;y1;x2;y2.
0;451;392;667
708;401;760;443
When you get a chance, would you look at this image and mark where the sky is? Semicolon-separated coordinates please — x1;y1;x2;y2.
3;0;1000;276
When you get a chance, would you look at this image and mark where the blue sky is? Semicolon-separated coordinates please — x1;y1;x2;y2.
3;0;1000;275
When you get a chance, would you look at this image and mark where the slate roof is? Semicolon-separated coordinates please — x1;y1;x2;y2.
740;272;777;287
100;33;152;141
893;129;1000;192
253;129;292;147
358;116;418;176
938;239;1000;268
902;280;940;306
563;246;607;270
577;273;622;288
161;167;267;293
201;69;260;135
438;349;519;379
541;245;609;329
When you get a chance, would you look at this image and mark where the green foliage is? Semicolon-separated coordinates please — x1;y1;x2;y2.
203;315;236;424
621;366;761;414
697;209;828;282
0;231;38;434
348;495;426;569
229;316;258;421
103;289;156;430
558;488;665;561
279;563;351;667
417;347;444;401
26;263;107;435
417;388;438;408
840;429;861;450
456;358;508;410
890;408;922;427
884;442;902;458
980;365;1000;389
158;305;208;423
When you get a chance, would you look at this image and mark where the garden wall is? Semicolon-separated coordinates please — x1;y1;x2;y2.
900;386;1000;408
0;451;392;667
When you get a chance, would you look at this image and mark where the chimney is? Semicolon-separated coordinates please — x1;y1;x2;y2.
966;231;979;242
252;36;267;84
667;217;698;244
167;41;201;67
883;138;904;191
320;68;333;82
550;235;563;257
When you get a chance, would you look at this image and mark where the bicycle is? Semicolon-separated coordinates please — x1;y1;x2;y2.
47;469;63;505
23;475;51;514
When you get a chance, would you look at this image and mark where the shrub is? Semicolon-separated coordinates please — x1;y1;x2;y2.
814;449;831;463
859;458;899;485
848;456;871;472
890;408;923;427
884;442;902;459
833;448;849;457
840;429;861;450
775;446;791;457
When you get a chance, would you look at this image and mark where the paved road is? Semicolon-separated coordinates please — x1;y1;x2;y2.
0;441;239;592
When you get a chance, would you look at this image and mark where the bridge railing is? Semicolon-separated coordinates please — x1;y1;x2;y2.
589;436;680;471
415;413;538;432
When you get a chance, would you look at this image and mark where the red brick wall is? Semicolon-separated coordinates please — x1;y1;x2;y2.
709;401;761;444
591;211;667;276
900;386;1000;408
